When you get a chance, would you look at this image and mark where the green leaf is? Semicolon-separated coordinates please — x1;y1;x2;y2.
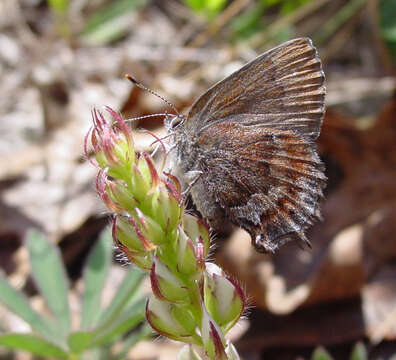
379;0;396;57
380;0;396;40
67;331;93;354
26;230;70;336
183;0;227;19
90;298;146;347
0;274;55;341
113;323;153;360
81;347;109;360
0;333;68;358
81;228;113;330
312;346;334;360
48;0;69;14
350;342;368;360
231;2;267;39
95;267;145;332
280;0;312;15
80;0;147;46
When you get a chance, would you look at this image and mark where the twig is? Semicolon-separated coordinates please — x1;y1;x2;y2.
246;0;332;49
366;0;393;72
320;4;365;63
163;0;250;78
188;0;252;49
314;0;368;45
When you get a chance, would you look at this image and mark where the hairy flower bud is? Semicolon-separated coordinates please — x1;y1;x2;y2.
86;108;135;173
113;215;156;252
176;228;199;276
200;305;227;360
204;263;245;333
183;215;210;258
146;296;199;345
87;106;245;360
150;256;190;303
225;342;240;360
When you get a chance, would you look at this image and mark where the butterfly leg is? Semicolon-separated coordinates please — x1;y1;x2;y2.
181;170;203;201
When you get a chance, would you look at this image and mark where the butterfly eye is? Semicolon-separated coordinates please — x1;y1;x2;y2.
169;115;184;130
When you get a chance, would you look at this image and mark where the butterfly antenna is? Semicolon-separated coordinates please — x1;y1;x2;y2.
124;113;176;124
125;74;180;116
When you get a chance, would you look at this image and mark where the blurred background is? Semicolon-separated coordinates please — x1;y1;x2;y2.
0;0;395;359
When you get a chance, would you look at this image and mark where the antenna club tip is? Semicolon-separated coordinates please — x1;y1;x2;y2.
125;74;138;84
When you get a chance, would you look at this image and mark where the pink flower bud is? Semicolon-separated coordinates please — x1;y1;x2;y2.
87;108;135;171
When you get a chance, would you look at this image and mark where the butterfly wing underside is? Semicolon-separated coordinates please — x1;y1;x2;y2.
186;37;325;141
182;38;326;252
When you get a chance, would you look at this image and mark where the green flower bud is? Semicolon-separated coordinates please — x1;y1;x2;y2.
183;214;210;257
87;108;135;173
133;208;165;246
150;183;182;232
113;215;156;252
95;149;108;170
96;171;124;213
112;222;153;270
204;263;245;333
107;181;139;214
125;249;153;270
171;303;198;338
128;153;159;202
130;164;151;202
200;304;227;360
225;341;240;360
176;227;199;276
146;296;199;345
150;256;190;304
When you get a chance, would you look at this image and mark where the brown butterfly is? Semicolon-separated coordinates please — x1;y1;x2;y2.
167;37;326;253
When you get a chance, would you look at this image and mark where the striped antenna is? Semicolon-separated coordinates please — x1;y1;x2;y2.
125;74;180;116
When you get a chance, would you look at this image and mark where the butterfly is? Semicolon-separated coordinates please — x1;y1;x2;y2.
165;37;326;253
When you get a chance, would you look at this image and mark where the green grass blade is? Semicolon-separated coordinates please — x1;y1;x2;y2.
113;323;153;360
80;0;147;46
184;0;227;17
95;267;145;333
379;0;396;57
81;228;113;330
82;347;110;360
314;0;367;45
0;333;68;358
67;331;93;354
26;230;70;336
0;274;55;340
90;298;146;347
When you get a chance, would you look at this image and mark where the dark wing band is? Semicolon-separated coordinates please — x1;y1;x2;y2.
196;122;326;252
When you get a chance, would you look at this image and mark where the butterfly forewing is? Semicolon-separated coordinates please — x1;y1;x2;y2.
186;38;325;140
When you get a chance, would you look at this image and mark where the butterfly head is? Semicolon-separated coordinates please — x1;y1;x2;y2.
165;114;186;132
